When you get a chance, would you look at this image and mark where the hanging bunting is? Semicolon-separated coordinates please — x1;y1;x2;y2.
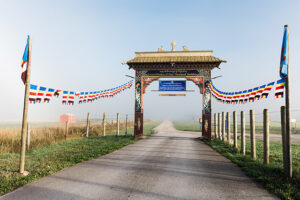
275;78;285;98
261;82;274;98
62;91;68;105
79;92;84;104
44;88;55;103
208;79;282;105
29;84;38;104
83;92;88;103
255;85;265;101
68;91;75;105
36;86;46;103
54;89;62;98
27;80;134;105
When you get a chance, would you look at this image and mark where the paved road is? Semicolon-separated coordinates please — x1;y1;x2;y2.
0;121;278;200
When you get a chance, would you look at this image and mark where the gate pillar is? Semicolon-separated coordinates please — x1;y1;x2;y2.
134;70;143;137
203;80;212;139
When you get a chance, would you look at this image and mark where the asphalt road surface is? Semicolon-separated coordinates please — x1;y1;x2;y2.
0;121;278;200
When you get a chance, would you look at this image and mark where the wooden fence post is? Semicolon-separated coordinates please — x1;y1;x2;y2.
103;112;106;136
65;121;69;140
241;111;245;155
26;123;30;150
233;111;237;149
281;106;291;177
218;113;221;139
226;112;230;143
222;112;225;141
117;113;120;136
250;110;256;160
86;112;90;137
264;109;269;164
125;114;128;135
214;113;217;138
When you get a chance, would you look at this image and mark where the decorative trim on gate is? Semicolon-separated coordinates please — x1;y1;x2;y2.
186;76;204;94
142;76;159;94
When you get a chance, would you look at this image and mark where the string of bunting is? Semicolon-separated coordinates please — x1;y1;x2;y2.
28;80;134;105
208;78;285;104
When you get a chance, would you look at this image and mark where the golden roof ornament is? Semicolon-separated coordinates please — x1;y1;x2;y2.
171;41;176;51
183;46;189;51
158;45;164;52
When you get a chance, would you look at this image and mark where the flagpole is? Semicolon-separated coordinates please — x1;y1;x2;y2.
284;25;292;178
19;35;32;175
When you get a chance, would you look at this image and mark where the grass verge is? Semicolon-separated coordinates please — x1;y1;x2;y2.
202;138;300;200
0;122;159;196
173;121;201;132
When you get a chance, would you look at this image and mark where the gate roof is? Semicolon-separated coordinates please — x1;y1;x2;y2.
124;50;226;70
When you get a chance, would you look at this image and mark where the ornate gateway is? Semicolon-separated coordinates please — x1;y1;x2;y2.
124;42;226;139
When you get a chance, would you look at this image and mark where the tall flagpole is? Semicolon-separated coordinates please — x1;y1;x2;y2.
284;25;292;178
19;35;32;175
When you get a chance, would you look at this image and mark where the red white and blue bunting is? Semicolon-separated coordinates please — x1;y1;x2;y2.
29;80;133;105
208;78;285;104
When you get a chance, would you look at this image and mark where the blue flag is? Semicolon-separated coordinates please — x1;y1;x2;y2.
21;36;29;84
280;26;288;78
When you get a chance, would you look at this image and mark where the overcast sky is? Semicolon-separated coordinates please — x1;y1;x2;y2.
0;0;300;123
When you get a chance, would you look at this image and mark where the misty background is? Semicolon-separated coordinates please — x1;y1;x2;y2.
0;0;300;123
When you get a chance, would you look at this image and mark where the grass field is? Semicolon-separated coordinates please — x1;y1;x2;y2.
0;120;135;153
173;121;201;132
0;121;159;196
173;120;300;135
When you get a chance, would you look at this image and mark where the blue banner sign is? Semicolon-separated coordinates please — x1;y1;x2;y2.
159;80;186;91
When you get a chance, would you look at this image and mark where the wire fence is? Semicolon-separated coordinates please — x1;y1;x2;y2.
0;112;135;153
212;108;300;177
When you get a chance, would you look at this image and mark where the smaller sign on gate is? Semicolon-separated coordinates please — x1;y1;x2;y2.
159;80;186;91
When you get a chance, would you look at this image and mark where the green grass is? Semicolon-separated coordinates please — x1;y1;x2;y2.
173;121;201;132
202;139;300;200
174;120;300;134
0;122;159;196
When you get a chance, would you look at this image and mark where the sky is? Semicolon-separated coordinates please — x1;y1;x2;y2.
0;0;300;123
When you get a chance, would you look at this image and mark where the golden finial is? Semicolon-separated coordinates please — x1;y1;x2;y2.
171;41;176;51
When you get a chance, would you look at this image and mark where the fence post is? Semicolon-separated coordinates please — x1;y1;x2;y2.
117;113;120;136
281;106;291;177
214;113;217;138
250;110;256;160
125;114;128;135
218;113;221;139
226;112;230;143
222;112;225;141
264;109;270;164
26;123;30;150
86;112;90;137
241;111;245;155
102;112;106;136
65;121;69;140
233;111;237;149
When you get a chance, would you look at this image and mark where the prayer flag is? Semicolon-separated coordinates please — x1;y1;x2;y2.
255;85;266;101
62;91;68;105
29;84;37;104
44;88;55;103
261;82;274;99
36;86;46;103
54;90;62;98
21;36;29;84
280;26;288;78
275;78;285;98
68;91;75;105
